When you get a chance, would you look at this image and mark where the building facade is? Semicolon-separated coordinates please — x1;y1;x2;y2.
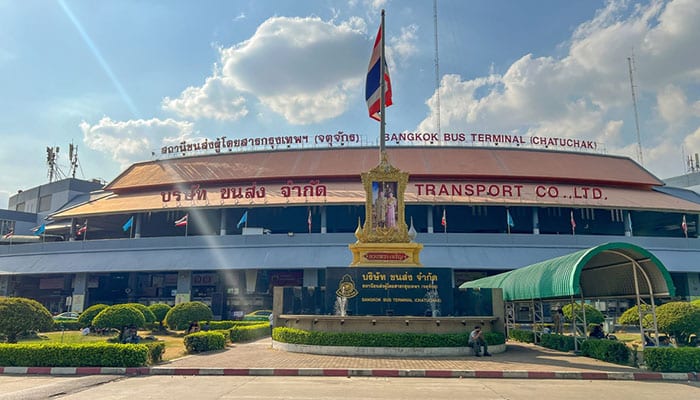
1;146;699;317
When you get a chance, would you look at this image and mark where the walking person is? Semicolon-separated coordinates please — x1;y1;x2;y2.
468;325;491;357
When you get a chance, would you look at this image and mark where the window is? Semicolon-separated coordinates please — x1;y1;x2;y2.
38;195;52;212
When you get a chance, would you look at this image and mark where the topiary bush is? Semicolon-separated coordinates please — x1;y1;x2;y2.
92;304;146;342
184;331;226;353
653;302;700;345
644;347;700;372
508;329;535;343
0;297;54;343
691;299;700;309
164;302;213;330
124;303;157;325
77;304;109;327
617;304;652;326
148;303;171;330
562;303;604;325
581;339;630;365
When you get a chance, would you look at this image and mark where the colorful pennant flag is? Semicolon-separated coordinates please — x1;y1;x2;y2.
174;214;188;227
307;208;312;233
122;216;134;232
33;224;46;236
236;211;248;229
507;210;515;228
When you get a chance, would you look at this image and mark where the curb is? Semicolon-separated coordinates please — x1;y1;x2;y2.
0;367;696;381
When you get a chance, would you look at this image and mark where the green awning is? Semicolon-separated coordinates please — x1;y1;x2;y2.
460;242;675;301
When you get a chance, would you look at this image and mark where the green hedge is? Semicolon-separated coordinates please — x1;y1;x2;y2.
540;333;576;352
202;320;268;331
183;331;227;353
644;347;700;372
581;339;630;365
508;329;535;343
144;341;166;364
229;323;270;343
0;343;149;367
53;320;82;331
272;327;505;347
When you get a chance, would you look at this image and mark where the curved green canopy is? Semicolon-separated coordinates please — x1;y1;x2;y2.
460;242;675;301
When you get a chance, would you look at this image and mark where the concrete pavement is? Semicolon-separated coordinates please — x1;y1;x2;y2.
1;339;697;381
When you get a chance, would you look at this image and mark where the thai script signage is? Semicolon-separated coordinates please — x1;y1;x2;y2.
325;267;454;317
159;132;601;156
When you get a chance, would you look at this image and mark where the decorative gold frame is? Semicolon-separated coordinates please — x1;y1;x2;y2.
355;152;410;243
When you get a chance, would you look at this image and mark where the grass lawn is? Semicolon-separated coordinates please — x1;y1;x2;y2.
19;330;187;361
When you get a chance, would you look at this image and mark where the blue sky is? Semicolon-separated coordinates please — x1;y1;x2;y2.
1;0;699;208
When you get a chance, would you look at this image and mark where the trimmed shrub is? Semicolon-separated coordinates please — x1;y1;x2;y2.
272;327;506;347
229;323;270;342
581;339;630;365
184;331;227;353
124;303;157;325
165;302;213;330
93;304;146;341
148;303;171;329
52;320;82;331
540;333;576;352
562;303;604;325
644;347;700;372
0;297;54;343
508;329;535;343
77;304;109;327
143;341;166;364
653;302;700;345
618;304;652;326
691;299;700;309
0;343;149;367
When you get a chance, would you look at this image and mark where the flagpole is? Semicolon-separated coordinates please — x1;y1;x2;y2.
185;215;189;238
83;220;88;242
129;222;133;239
379;9;386;161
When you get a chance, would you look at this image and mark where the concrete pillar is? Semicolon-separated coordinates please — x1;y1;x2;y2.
176;271;192;304
321;206;327;234
245;269;257;294
532;208;540;235
427;207;434;233
0;275;9;296
303;269;318;288
71;273;88;313
69;217;76;241
135;214;142;238
625;211;633;237
220;209;227;236
127;272;137;302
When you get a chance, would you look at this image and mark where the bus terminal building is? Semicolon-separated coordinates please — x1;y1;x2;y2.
0;145;699;319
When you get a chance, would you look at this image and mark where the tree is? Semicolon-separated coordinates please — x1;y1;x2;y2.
148;303;171;330
77;303;109;327
165;302;213;330
561;303;604;325
92;304;146;341
0;297;54;343
653;301;700;345
617;304;652;326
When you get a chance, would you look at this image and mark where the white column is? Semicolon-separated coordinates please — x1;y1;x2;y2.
71;273;88;313
135;214;142;238
321;206;327;234
176;271;192;304
220;209;227;236
427;207;434;233
532;208;540;235
625;211;633;237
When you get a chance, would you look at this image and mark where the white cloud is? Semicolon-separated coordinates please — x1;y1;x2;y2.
81;117;194;168
389;24;418;64
163;16;389;125
162;74;248;121
417;0;700;177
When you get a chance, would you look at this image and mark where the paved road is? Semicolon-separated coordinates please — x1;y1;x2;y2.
1;376;699;400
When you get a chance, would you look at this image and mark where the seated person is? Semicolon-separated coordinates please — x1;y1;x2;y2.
468;325;491;357
589;324;606;339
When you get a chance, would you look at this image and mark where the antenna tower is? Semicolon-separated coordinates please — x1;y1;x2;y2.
433;0;441;137
46;146;61;183
68;142;79;178
627;56;644;165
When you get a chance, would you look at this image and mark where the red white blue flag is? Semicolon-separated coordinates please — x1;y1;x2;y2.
682;215;688;237
175;214;188;227
365;24;392;121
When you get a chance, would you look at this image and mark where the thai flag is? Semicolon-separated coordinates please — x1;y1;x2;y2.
682;215;688;237
175;214;188;227
76;222;87;236
570;211;577;232
441;209;446;227
2;229;13;239
365;24;392;121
